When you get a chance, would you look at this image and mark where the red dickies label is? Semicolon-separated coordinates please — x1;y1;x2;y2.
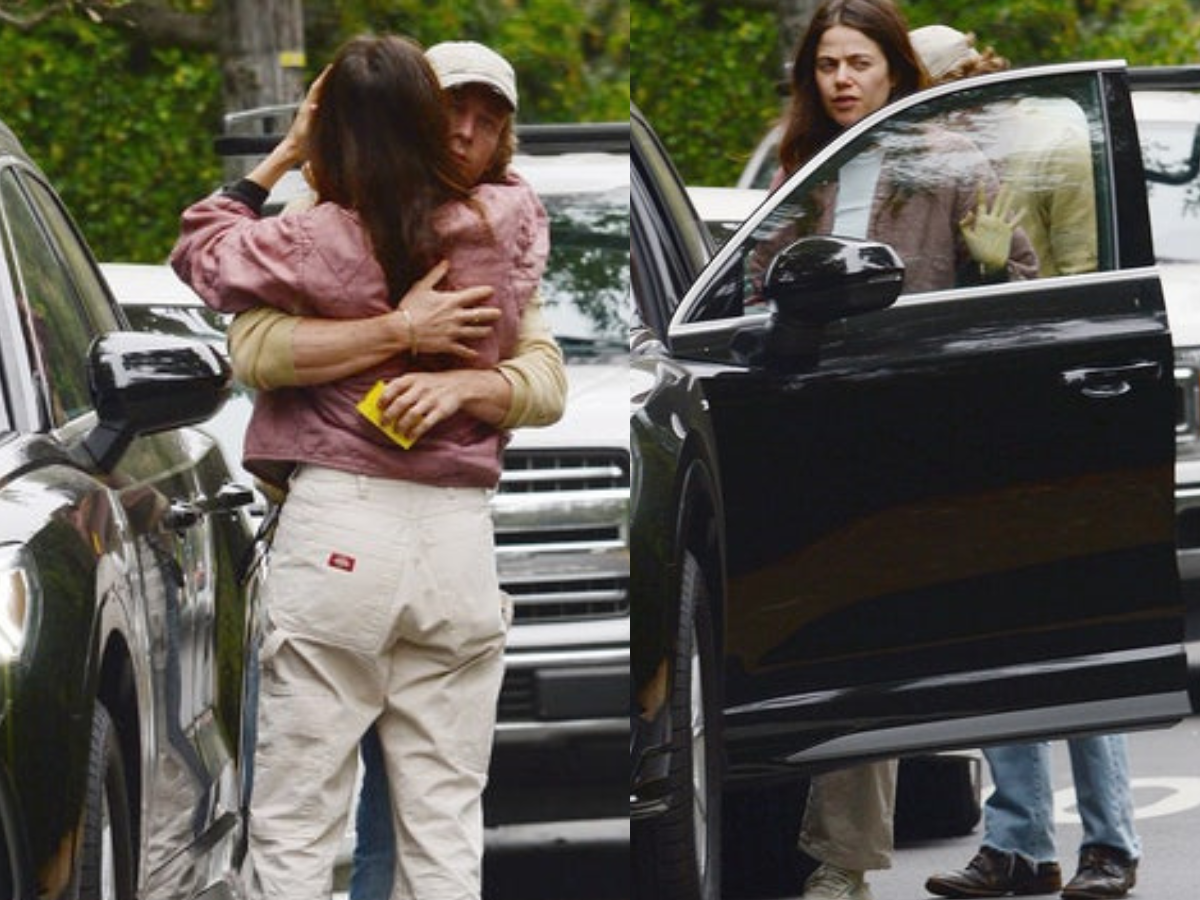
327;552;356;572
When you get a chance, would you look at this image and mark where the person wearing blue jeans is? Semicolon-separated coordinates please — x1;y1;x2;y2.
350;726;394;900
926;735;1140;899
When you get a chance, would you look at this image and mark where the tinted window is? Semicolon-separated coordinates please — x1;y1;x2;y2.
0;170;99;424
24;176;120;334
697;74;1111;321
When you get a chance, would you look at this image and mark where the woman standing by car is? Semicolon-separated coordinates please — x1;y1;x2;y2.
170;34;548;900
765;0;1036;295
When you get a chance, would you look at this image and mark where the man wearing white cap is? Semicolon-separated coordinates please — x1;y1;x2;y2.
427;41;520;186
226;39;565;900
228;40;563;454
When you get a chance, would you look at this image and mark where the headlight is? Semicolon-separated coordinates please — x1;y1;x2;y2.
0;546;35;662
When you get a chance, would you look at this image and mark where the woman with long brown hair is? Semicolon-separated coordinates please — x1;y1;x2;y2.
171;34;548;900
777;0;927;178
767;0;1035;297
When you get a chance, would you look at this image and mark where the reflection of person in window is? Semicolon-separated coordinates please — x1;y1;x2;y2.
762;0;1037;295
910;24;1098;278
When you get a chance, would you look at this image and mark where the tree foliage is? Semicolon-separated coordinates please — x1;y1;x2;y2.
632;0;782;188
306;0;629;122
0;0;629;262
0;15;223;263
634;0;1200;189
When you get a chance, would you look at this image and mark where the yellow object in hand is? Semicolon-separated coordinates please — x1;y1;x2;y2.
356;380;415;449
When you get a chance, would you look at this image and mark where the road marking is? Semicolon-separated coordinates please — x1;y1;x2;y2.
1054;777;1200;823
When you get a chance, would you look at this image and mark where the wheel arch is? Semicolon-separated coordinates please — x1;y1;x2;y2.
97;632;142;873
673;446;726;664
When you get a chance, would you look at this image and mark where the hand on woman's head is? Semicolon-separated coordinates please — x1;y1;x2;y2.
282;65;330;164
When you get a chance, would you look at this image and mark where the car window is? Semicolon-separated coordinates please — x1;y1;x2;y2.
631;108;713;335
24;175;121;335
0;169;102;425
1137;90;1200;264
696;73;1112;321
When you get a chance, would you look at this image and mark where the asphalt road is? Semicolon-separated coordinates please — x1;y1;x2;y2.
331;718;1200;900
756;716;1200;900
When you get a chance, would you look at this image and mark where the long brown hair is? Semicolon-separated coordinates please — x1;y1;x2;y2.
306;35;473;301
777;0;928;177
481;114;516;184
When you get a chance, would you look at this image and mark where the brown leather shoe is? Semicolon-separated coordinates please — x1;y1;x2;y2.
926;847;1064;898
1061;846;1138;899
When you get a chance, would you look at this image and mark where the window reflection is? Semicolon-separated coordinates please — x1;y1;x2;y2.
712;74;1109;323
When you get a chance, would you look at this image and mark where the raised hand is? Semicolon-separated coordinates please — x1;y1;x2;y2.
960;183;1025;274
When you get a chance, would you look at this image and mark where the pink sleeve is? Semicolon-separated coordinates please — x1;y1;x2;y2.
169;194;303;314
169;196;381;318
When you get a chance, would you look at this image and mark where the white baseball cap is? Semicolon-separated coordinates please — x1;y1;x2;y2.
426;41;518;111
910;25;980;81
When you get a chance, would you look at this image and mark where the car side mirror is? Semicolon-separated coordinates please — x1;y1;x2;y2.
75;332;232;472
760;236;904;370
764;235;905;323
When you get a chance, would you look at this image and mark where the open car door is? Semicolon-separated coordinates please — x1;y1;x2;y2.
668;61;1190;773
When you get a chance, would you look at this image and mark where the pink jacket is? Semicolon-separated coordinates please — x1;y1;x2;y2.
170;173;549;488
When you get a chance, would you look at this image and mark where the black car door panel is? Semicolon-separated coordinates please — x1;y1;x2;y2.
669;64;1186;764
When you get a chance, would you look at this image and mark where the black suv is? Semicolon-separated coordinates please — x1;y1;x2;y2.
0;120;256;897
632;61;1197;900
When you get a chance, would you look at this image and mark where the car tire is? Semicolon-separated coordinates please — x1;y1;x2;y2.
633;549;722;900
77;702;135;900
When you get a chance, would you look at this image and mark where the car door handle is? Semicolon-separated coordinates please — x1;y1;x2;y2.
164;483;256;532
1061;360;1161;399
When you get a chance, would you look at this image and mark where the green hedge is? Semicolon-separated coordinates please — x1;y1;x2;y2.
0;18;223;263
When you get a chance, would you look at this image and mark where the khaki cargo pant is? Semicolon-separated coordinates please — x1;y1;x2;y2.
245;466;508;900
800;760;898;872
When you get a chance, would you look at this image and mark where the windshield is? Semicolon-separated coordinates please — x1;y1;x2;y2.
537;183;631;356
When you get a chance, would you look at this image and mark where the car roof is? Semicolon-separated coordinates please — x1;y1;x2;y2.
686;185;768;223
513;150;628;195
216;116;630;211
99;261;204;308
0;119;33;168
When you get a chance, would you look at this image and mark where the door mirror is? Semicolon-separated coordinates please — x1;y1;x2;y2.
758;236;904;371
763;236;905;325
76;332;232;471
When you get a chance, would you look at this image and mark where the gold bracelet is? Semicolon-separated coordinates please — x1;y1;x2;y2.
400;307;418;356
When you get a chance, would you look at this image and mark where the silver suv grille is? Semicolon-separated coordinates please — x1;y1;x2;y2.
492;449;630;624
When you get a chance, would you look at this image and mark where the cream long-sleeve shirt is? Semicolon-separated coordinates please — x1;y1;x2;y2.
226;293;567;431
